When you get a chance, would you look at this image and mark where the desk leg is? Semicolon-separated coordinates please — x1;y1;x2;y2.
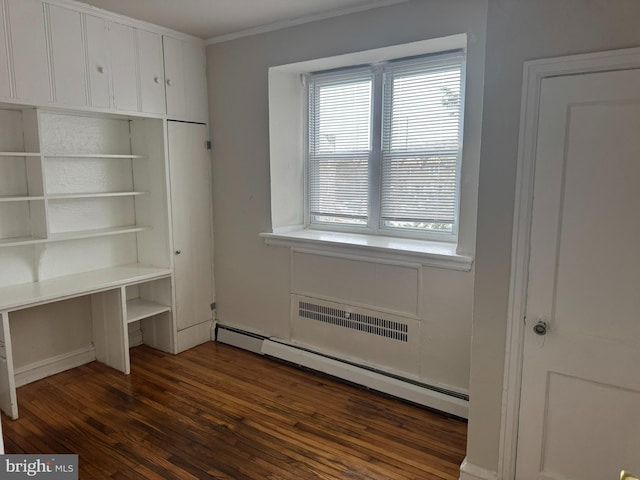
91;288;129;374
0;311;18;420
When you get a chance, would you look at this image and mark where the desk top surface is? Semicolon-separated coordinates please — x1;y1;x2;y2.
0;264;172;312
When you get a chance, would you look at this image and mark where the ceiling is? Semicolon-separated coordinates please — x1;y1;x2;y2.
78;0;407;41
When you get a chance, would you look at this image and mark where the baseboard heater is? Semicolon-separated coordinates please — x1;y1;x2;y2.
215;323;468;419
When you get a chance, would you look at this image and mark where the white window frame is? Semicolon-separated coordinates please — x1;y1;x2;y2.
263;34;479;270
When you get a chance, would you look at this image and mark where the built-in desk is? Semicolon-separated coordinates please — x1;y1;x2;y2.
0;264;174;420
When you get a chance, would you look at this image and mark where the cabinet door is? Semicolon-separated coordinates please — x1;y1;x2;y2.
0;4;10;99
6;0;50;104
46;4;87;107
108;22;138;112
163;36;186;120
182;41;208;124
136;29;165;115
168;121;214;330
84;14;110;109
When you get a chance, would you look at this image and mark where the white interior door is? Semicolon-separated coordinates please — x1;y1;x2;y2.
517;68;640;479
168;121;214;331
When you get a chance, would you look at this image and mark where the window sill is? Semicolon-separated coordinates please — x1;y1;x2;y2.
260;229;473;271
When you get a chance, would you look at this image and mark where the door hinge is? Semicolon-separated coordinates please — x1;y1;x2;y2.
205;140;212;150
210;302;216;311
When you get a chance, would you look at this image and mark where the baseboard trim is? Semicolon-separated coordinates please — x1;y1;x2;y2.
459;458;499;480
216;323;266;354
214;323;468;417
262;338;468;418
14;346;96;387
176;320;214;353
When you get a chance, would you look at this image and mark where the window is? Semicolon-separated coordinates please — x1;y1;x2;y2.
306;50;465;240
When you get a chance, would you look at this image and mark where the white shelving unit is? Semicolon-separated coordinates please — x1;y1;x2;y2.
0;106;176;419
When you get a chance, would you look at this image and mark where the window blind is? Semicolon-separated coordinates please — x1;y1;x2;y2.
381;52;464;234
307;69;372;226
306;50;465;237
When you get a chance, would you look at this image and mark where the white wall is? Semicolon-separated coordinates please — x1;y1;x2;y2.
207;0;487;392
468;0;640;474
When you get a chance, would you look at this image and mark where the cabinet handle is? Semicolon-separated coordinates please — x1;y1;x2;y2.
97;66;106;74
154;76;161;84
166;78;173;87
175;250;182;255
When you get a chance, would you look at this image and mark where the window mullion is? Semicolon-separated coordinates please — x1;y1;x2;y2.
369;65;384;234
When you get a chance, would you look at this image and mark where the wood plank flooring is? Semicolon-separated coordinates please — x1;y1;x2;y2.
2;342;467;479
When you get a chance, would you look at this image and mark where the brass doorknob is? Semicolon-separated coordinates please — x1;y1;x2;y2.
621;471;639;480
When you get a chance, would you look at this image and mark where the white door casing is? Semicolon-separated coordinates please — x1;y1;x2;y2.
501;48;640;480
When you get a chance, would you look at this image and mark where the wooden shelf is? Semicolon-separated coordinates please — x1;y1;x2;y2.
126;298;171;323
0;152;41;157
43;154;147;159
0;195;45;202
47;191;148;200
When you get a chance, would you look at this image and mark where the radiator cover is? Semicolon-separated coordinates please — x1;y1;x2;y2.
290;294;420;377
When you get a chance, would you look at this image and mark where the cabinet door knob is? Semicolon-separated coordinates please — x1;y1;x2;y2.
166;78;173;87
97;66;106;74
175;250;182;255
154;76;161;84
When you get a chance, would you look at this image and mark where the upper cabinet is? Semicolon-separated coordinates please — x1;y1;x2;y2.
137;29;165;115
163;36;208;124
0;2;10;98
5;0;51;104
0;0;206;122
46;4;87;107
84;14;111;109
108;22;139;112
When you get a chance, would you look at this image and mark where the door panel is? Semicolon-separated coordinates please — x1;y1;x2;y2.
168;122;213;330
7;0;50;103
108;22;138;112
0;4;11;99
84;14;110;109
517;69;640;479
137;29;165;115
182;41;207;124
163;36;186;120
47;4;87;107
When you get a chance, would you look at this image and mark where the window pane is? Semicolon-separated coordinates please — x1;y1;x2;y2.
381;54;463;234
308;71;372;226
381;154;457;232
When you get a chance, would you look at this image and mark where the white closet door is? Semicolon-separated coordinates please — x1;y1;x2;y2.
6;0;50;104
47;4;87;107
137;29;165;115
168;122;213;330
84;14;111;109
108;22;138;112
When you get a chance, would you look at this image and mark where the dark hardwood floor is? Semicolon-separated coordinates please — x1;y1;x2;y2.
2;342;467;479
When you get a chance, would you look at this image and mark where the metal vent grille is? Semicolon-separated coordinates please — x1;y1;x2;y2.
299;301;408;342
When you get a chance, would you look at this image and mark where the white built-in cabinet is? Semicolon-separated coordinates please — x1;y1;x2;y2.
0;0;214;423
0;0;208;122
163;36;208;124
44;3;166;114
